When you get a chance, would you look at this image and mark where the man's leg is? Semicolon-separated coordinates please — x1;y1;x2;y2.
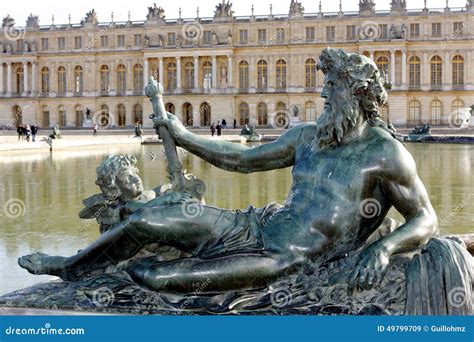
18;204;230;280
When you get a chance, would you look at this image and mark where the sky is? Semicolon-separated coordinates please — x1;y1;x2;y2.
1;0;469;25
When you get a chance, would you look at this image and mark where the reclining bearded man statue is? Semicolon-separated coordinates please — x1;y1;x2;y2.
16;48;472;315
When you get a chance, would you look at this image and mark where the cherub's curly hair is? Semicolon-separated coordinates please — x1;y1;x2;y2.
96;155;138;200
317;48;389;124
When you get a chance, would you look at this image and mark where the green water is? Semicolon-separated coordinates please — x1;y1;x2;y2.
0;143;473;295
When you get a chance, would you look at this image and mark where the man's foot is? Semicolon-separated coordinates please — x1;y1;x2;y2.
18;252;68;278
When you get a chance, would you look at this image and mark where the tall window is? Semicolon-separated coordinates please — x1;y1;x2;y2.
346;25;356;40
305;27;315;42
41;67;50;93
58;37;66;50
432;23;441;37
58;105;67;127
452;99;465;112
408;100;421;125
276;28;285;43
100;35;109;48
257;60;267;89
376;56;389;79
203;31;212;45
410;23;420;38
184;62;194;90
258;29;267;43
15;66;24;94
167;62;177;92
326;26;335;41
430;56;442;88
276;59;287;90
453;22;464;36
100;65;110;92
239;30;248;44
203;61;212;91
42;105;50;127
74;36;82;49
409;56;421;88
167;32;176;46
165;103;176;114
134;34;142;47
430;100;443;125
305;58;316;88
133;104;143;124
117;64;127;93
99;104;111;127
305;101;316;122
182;103;193;126
239;61;249;90
57;66;66;94
75;105;84;127
200;102;211;126
257;102;268;126
133;64;143;92
41;38;48;51
380;24;388;39
117;35;125;47
452;55;464;87
239;102;249;126
74;65;83;93
117;104;126;127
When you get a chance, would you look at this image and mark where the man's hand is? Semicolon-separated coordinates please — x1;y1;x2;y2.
150;112;186;141
348;243;390;292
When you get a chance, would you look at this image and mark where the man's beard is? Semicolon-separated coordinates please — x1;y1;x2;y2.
315;98;361;149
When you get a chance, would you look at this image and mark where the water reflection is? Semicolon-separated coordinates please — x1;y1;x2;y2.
0;143;472;295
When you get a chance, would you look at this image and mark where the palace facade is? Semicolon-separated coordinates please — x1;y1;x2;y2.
0;0;473;129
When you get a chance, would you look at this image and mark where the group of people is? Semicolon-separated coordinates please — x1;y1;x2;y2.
210;121;223;137
16;124;39;142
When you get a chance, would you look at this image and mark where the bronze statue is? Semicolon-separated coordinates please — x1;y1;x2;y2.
15;49;472;315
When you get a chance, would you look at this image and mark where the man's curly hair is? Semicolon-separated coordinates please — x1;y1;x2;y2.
317;48;389;124
96;155;139;200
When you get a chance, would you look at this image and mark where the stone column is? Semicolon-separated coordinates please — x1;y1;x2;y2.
249;56;256;90
193;56;199;91
390;50;396;85
144;59;149;84
227;55;233;88
268;56;275;91
443;51;451;91
401;50;407;89
467;50;474;90
31;61;37;94
369;51;375;61
0;63;4;94
158;58;164;86
7;63;12;95
211;55;217;90
23;61;29;95
422;51;429;91
176;56;182;92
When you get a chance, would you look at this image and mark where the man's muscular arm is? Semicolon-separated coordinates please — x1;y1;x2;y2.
349;140;438;291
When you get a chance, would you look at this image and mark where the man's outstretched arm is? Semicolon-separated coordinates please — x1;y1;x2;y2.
154;114;310;173
349;141;438;291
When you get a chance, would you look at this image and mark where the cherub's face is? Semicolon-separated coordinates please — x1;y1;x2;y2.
115;167;144;200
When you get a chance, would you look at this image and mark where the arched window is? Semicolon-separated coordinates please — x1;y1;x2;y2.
452;55;464;87
100;65;110;93
165;103;175;114
74;66;83;93
376;56;389;80
133;64;144;92
430;56;442;88
200;102;211;126
202;61;212;91
57;66;66;94
239;102;250;126
430;100;442;125
117;64;127;93
15;66;24;94
75;104;83;127
239;61;249;90
409;56;421;87
41;67;50;93
58;105;67;127
257;60;267;89
98;104;111;127
305;58;316;88
182;103;193;126
408;100;421;125
12;105;22;126
274;102;289;128
452;99;465;112
257;102;268;126
167;62;177;92
41;105;50;127
133;104;143;124
184;62;194;91
117;104;126;127
380;104;389;122
276;59;287;90
305;101;317;122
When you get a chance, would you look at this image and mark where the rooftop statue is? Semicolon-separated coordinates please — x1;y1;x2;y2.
147;3;166;21
289;0;304;19
82;9;98;26
214;0;233;19
26;14;39;30
359;0;376;15
391;0;407;13
11;48;473;315
2;15;15;28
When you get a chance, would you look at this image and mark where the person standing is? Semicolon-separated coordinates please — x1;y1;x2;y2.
210;123;216;137
216;121;222;137
93;123;98;136
31;124;38;142
221;119;227;129
233;118;237;129
25;125;31;142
